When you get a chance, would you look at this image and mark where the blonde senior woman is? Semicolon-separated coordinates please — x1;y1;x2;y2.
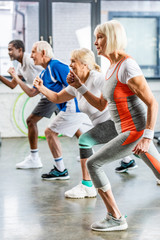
8;41;89;179
66;20;160;232
34;47;134;199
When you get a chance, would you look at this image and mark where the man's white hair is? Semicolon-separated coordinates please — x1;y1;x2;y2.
33;41;54;58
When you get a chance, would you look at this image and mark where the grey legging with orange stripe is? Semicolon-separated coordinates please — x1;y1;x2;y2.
86;128;160;192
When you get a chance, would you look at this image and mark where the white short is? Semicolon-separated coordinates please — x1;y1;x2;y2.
48;111;93;137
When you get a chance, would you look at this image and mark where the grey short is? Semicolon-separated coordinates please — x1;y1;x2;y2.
31;97;59;118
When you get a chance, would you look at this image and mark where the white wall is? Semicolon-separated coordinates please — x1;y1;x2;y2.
0;80;160;138
0;84;56;138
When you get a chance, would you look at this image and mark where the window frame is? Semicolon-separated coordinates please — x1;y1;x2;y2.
47;0;100;64
108;11;160;80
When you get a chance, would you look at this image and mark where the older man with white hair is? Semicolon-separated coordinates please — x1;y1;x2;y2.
1;39;59;169
8;41;92;180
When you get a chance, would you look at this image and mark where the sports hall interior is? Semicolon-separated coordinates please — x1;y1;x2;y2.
0;1;160;240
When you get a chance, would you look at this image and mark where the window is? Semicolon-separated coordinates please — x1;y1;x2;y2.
101;1;160;79
52;2;91;65
0;1;39;76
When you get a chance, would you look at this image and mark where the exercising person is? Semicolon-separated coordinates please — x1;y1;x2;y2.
66;20;160;231
65;48;136;198
0;40;59;169
8;41;91;179
33;48;135;198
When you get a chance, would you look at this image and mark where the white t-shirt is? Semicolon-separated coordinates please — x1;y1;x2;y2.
65;70;111;126
106;58;143;84
17;52;43;86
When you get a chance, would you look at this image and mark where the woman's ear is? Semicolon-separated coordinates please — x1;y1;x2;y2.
83;63;89;70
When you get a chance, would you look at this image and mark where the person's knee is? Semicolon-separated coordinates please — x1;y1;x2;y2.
26;115;35;127
86;158;93;172
45;127;52;137
45;128;57;139
87;156;100;173
79;134;91;148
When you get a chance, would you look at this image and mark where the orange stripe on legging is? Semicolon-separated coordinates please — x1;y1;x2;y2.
145;152;160;173
122;130;144;145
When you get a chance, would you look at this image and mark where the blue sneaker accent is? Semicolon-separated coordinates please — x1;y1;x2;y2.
115;159;137;173
41;166;70;180
121;160;134;168
82;180;93;187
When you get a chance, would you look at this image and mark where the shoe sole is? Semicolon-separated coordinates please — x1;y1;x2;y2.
65;194;97;199
42;176;70;181
16;166;43;169
91;223;128;232
157;180;160;185
115;165;138;173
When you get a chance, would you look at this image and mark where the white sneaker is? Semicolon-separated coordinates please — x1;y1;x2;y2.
157;179;160;185
91;213;128;232
16;155;43;169
65;183;97;199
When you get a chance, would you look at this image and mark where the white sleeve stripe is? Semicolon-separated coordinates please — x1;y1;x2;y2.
48;65;57;83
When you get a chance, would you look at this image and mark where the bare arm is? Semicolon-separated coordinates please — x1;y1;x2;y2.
83;92;107;111
33;76;74;103
128;75;158;131
128;75;158;154
0;75;18;89
67;70;107;111
8;67;39;97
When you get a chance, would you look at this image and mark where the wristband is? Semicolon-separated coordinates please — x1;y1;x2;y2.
143;129;154;140
77;84;88;95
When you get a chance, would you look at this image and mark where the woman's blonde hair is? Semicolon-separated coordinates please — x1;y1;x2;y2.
71;48;101;72
94;20;127;55
33;41;54;58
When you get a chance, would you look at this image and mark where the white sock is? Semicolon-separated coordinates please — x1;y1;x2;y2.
121;156;132;164
30;149;39;160
54;156;65;172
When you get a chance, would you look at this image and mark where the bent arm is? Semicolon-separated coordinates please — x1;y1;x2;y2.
67;70;107;111
0;75;18;89
17;78;39;97
83;92;107;111
128;75;158;131
14;75;38;97
34;76;74;103
7;67;38;97
128;75;158;154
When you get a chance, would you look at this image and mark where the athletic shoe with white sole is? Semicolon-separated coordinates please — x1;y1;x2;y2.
115;159;137;173
91;213;128;232
65;182;97;198
156;179;160;185
41;166;70;180
16;155;43;169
